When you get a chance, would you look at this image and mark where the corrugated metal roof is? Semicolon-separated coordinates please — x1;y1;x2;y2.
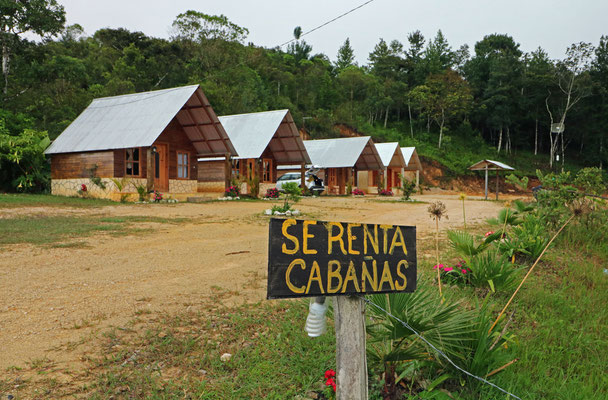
45;85;236;156
375;142;405;168
218;110;310;164
469;159;515;171
401;147;423;171
304;137;383;170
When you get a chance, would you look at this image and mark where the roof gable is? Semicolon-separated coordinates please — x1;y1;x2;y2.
375;142;405;168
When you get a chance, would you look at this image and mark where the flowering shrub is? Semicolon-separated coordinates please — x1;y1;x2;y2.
323;369;336;398
379;189;393;196
77;183;88;197
153;190;163;202
434;260;471;285
265;187;280;198
225;185;240;198
352;188;364;196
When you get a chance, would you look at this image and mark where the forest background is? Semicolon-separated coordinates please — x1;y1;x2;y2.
1;1;607;192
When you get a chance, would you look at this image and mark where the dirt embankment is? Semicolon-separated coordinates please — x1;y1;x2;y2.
419;157;539;196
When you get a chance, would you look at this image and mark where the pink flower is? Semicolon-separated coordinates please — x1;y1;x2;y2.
433;264;444;270
461;269;467;274
443;266;453;272
485;231;495;237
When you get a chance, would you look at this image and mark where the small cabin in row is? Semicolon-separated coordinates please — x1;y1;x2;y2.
44;85;236;200
303;137;383;195
197;110;310;195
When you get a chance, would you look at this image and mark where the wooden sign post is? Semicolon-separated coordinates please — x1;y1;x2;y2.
267;218;417;399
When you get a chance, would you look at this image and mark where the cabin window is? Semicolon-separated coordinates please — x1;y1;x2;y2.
262;159;273;182
232;159;241;178
246;159;255;180
125;148;140;176
177;151;189;179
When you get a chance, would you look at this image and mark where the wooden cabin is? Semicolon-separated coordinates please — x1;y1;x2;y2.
44;85;236;200
303;137;383;195
401;147;423;188
358;142;406;194
197;110;310;195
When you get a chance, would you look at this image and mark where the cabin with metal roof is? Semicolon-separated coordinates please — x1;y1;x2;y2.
401;147;423;188
197;110;310;195
303;137;383;195
357;142;406;194
45;85;236;200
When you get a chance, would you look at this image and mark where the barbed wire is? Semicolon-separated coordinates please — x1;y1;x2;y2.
360;296;522;400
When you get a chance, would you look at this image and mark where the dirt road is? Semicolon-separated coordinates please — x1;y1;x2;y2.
0;194;511;370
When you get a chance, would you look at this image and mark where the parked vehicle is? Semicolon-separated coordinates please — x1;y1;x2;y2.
276;171;324;195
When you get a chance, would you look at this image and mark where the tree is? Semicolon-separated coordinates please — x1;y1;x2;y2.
171;11;249;43
591;36;608;168
0;0;65;95
465;34;523;153
424;30;454;74
335;37;356;70
523;48;553;155
410;70;472;148
546;42;594;168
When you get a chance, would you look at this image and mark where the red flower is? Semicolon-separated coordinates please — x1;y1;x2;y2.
81;184;87;192
324;369;335;379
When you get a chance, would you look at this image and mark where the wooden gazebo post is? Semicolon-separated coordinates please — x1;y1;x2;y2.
468;160;515;201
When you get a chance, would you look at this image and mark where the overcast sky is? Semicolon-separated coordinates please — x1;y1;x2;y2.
57;0;607;64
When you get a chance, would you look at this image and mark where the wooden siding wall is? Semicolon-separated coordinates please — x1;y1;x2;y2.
51;151;114;179
154;118;198;180
198;160;226;182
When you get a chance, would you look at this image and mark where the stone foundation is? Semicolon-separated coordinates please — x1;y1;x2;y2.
51;178;197;201
169;179;197;193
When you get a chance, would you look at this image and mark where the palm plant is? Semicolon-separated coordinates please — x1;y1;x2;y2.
467;250;520;292
447;230;492;258
366;282;475;397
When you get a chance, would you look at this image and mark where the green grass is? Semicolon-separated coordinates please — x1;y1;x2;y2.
0;215;185;246
90;301;335;398
0;193;119;208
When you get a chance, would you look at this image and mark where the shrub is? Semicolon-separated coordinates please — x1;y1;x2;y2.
398;174;417;200
135;184;147;202
435;260;471;286
265;187;280;198
352;188;364;196
467;250;520;292
225;185;239;198
379;189;393;196
153;190;163;202
0;125;50;192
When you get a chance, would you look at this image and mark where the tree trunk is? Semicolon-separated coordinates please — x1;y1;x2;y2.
600;135;604;170
408;100;414;138
506;126;511;154
534;118;538;155
427;115;430;133
383;105;389;128
438;109;445;149
2;43;9;96
497;126;503;153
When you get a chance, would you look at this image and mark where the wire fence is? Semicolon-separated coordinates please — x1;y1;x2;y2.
360;296;522;400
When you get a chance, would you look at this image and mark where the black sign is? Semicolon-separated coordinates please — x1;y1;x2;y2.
267;218;416;299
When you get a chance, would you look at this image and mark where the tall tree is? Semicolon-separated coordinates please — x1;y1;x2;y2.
546;42;594;168
465;34;523;153
410;70;472;148
0;0;65;95
335;38;356;70
424;30;454;74
171;11;249;43
523;48;553;155
591;36;608;168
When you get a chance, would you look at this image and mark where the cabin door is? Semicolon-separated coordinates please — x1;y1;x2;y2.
155;144;169;192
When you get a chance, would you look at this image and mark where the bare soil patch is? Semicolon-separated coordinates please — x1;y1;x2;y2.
0;194;517;372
